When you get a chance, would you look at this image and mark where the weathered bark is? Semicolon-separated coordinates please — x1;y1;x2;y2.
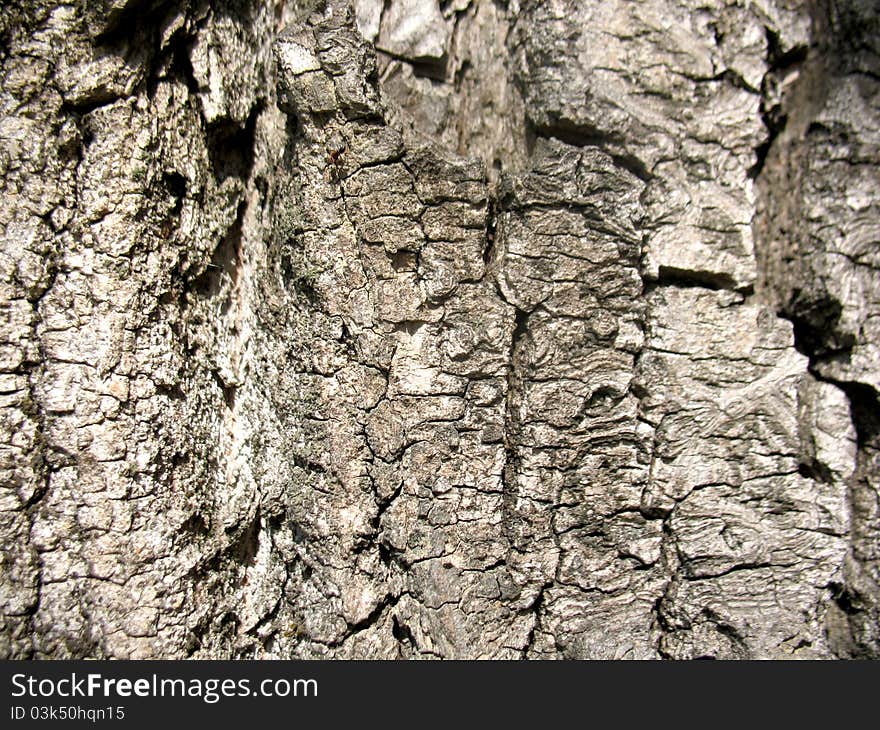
0;0;877;658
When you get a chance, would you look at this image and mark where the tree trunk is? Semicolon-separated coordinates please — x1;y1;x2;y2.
1;0;878;659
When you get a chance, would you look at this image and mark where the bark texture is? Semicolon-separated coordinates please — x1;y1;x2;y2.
1;0;878;658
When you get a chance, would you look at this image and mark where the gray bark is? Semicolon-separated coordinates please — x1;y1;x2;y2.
1;0;877;658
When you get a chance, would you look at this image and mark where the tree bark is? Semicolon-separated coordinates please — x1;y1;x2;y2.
1;0;878;658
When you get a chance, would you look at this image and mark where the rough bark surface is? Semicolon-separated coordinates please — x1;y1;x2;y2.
1;0;877;658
